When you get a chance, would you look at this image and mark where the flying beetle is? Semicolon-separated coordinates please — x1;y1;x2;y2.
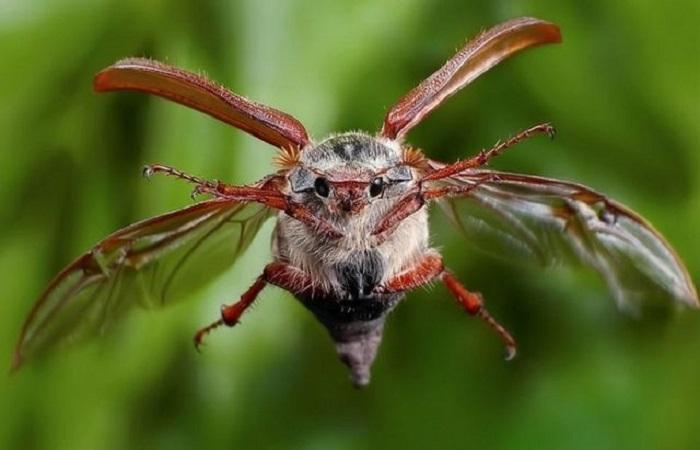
12;17;698;386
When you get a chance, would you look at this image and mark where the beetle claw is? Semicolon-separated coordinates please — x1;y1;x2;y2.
504;343;517;361
142;165;154;179
544;123;557;139
193;318;224;352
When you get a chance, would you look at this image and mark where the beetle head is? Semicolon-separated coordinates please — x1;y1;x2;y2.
287;132;415;217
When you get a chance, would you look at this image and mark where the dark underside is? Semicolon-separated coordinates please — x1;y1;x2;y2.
299;294;401;324
296;293;403;387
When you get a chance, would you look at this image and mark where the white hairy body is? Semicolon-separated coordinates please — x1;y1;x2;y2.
271;131;431;297
273;203;429;295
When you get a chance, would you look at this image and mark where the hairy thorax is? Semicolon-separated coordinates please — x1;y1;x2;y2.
272;204;429;301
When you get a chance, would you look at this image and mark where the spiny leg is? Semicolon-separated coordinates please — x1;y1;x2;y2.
193;274;267;350
143;163;220;199
373;122;555;236
375;255;516;359
472;122;555;167
441;271;517;360
193;262;327;349
423;122;555;182
376;250;445;294
374;121;554;240
142;163;282;201
263;262;329;299
143;163;343;239
372;173;499;237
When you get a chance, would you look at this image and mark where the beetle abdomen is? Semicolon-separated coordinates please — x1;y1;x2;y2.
299;293;402;387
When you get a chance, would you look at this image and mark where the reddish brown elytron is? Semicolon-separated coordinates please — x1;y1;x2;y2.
13;17;697;387
94;58;310;149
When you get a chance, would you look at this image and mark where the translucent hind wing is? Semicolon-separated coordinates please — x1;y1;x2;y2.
437;169;698;311
13;199;272;369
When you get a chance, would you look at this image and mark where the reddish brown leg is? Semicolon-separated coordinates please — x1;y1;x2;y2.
372;173;498;237
441;271;517;360
194;261;329;349
377;251;444;294
143;163;343;239
193;275;267;350
371;191;425;237
376;254;516;359
143;163;218;198
373;124;555;236
263;262;330;299
422;122;555;182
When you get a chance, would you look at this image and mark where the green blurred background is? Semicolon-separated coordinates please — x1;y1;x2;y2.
1;1;699;449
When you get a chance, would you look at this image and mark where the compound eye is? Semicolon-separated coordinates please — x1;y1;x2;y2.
314;177;330;198
369;177;384;197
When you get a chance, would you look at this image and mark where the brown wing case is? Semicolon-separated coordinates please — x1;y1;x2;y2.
94;58;310;149
381;17;561;140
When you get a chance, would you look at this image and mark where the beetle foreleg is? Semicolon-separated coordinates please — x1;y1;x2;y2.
371;190;425;236
422;122;555;182
143;163;220;198
372;175;496;237
143;163;343;239
441;271;517;360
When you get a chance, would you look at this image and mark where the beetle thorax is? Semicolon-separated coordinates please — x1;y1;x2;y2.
299;132;401;171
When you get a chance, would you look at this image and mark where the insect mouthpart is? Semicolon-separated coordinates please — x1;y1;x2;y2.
331;180;370;214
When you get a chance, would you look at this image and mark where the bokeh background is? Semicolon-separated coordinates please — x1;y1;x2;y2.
1;1;699;449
